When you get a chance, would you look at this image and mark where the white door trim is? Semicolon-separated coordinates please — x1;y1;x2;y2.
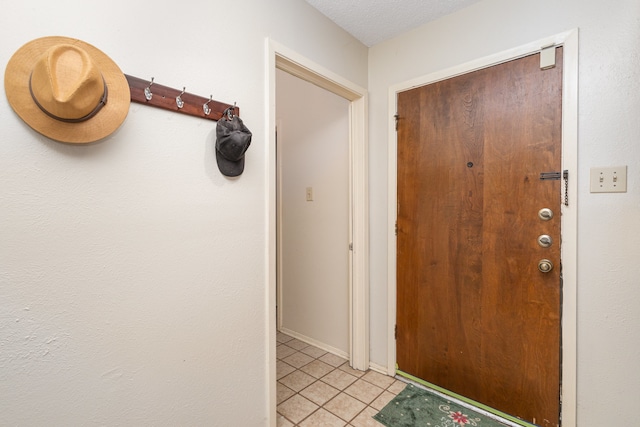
266;39;369;426
386;29;578;427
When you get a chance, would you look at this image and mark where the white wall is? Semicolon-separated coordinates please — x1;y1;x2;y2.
0;1;367;425
368;0;640;425
276;69;350;355
5;0;639;424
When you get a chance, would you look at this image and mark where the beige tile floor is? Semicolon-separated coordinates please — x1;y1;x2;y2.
276;331;407;427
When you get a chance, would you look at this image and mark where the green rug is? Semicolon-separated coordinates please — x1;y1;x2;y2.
373;384;510;427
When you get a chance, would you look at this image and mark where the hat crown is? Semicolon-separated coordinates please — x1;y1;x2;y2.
30;44;104;120
216;117;252;161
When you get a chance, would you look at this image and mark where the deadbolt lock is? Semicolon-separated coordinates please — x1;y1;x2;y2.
538;208;554;221
538;234;553;248
538;259;554;273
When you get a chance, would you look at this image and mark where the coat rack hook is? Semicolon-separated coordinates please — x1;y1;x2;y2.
144;77;154;101
176;87;186;109
203;95;213;116
125;74;238;122
227;102;236;120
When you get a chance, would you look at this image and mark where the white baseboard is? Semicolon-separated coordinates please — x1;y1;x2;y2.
367;362;389;375
278;327;349;360
278;328;397;380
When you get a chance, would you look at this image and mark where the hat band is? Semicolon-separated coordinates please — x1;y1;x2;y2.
28;73;108;123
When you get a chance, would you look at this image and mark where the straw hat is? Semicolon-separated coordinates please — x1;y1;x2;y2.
4;36;130;143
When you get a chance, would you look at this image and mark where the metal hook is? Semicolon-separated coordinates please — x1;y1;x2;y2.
176;87;185;109
203;95;212;116
144;77;154;101
227;102;236;120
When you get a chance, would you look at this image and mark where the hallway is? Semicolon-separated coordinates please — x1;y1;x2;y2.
276;332;405;426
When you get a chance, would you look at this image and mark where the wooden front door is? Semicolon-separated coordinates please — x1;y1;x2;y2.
396;48;563;427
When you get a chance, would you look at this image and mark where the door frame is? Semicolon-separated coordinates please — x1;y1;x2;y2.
386;29;578;426
266;39;369;425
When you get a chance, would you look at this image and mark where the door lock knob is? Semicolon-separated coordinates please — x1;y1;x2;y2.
538;235;553;248
538;259;554;273
538;208;554;221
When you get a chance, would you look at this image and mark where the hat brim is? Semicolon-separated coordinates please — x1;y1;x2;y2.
216;150;245;177
4;36;130;144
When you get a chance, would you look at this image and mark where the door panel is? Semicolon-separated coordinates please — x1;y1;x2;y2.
396;49;563;426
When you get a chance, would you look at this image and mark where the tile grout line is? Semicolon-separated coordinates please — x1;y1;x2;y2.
295;369;391;426
276;333;401;426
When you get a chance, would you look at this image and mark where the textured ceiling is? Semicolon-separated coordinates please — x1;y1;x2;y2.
304;0;482;47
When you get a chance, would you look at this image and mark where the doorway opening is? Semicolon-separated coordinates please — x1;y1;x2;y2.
386;30;578;426
267;40;369;425
276;68;351;358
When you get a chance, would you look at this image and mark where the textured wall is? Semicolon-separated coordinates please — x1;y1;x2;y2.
0;1;367;425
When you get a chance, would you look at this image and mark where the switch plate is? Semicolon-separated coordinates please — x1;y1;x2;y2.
590;166;627;193
305;187;313;201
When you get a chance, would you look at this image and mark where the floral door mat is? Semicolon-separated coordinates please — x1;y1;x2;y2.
373;383;511;427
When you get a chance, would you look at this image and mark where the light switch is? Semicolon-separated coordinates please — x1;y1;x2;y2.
590;166;627;193
306;187;313;201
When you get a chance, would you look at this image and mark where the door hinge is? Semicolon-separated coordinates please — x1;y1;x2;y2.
395;324;397;340
349;243;353;251
395;221;398;236
394;113;399;131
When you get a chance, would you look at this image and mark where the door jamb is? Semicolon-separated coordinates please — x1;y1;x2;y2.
386;29;578;427
266;39;370;425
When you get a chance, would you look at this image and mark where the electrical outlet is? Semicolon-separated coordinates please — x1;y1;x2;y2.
590;166;627;193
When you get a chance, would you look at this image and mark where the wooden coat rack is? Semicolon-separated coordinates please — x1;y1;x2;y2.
125;75;239;121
